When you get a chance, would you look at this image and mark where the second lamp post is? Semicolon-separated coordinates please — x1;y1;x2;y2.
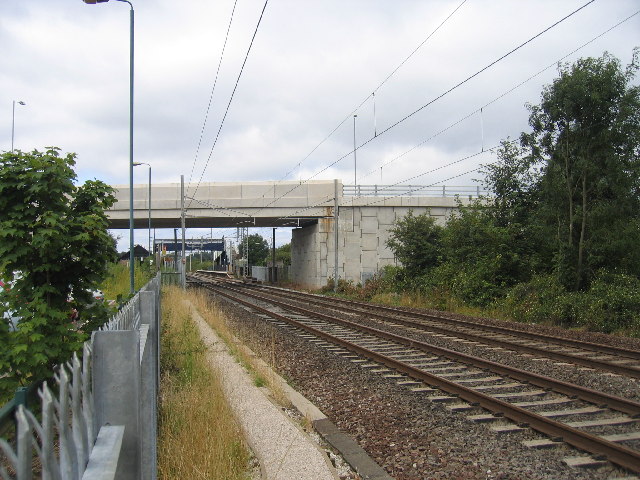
83;0;135;293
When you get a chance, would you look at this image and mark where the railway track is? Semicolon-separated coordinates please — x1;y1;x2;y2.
220;276;640;380
189;273;640;476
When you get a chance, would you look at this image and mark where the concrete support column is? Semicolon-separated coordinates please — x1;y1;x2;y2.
92;330;140;480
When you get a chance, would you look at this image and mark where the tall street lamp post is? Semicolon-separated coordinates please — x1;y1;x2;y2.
133;162;152;262
353;114;358;188
11;100;26;152
83;0;135;294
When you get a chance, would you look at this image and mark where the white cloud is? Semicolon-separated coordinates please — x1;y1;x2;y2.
1;0;638;250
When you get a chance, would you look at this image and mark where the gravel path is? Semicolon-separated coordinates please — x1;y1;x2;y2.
205;289;639;480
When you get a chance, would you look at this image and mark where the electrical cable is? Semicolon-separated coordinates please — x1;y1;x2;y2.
359;0;598;149
187;0;239;188
188;0;269;208
249;0;598;219
218;0;469;230
355;7;639;186
272;0;469;183
271;103;626;226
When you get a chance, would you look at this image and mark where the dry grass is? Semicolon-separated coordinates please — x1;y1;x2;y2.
369;290;500;319
185;288;292;409
158;286;249;480
100;262;152;301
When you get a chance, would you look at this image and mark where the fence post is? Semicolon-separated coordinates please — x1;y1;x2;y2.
13;387;28;435
92;330;140;480
139;289;158;480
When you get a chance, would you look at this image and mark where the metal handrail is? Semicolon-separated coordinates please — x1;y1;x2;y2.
343;184;486;197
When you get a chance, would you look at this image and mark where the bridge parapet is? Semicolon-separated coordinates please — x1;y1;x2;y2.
108;180;338;229
107;180;483;230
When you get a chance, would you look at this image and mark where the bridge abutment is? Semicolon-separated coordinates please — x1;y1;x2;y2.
291;196;468;290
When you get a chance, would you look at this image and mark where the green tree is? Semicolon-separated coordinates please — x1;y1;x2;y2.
275;243;291;266
480;141;552;275
437;205;533;306
245;233;269;266
481;140;540;228
0;148;116;394
386;210;442;276
523;51;640;290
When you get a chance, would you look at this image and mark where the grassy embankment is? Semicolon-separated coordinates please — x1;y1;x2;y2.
158;286;249;479
101;262;153;301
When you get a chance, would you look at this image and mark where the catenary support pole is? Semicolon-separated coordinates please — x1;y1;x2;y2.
334;179;339;293
272;227;276;283
180;175;186;289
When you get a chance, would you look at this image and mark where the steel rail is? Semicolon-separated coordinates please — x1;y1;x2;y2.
246;280;640;362
200;281;640;474
237;282;640;379
206;281;640;416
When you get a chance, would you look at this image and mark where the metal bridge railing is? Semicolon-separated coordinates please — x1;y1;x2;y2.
0;274;161;480
343;184;486;198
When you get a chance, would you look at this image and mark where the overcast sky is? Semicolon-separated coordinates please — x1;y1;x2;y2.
1;0;638;250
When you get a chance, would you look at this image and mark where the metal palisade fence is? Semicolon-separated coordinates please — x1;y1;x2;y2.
0;274;161;480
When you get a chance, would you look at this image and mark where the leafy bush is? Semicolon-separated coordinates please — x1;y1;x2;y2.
500;274;578;326
500;271;640;334
583;271;640;333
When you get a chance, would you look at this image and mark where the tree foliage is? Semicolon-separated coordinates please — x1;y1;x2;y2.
386;210;442;276
524;51;640;290
244;233;270;266
275;243;291;266
382;52;640;331
0;148;116;393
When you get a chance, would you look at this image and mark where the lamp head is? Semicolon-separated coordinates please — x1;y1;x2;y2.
17;101;25;106
83;0;109;3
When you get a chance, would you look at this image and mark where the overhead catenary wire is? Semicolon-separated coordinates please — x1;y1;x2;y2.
218;0;470;231
186;0;619;246
187;0;239;188
275;104;622;224
248;0;597;219
354;7;638;186
274;0;469;183
274;144;505;223
350;113;621;214
188;0;269;208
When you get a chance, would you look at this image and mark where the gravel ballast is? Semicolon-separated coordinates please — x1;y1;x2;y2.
205;288;639;480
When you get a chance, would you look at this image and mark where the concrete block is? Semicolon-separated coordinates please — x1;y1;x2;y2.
360;216;378;233
376;208;396;226
361;250;377;270
393;207;411;219
241;183;276;199
360;207;378;217
307;181;336;199
432;215;447;226
353;210;361;227
339;208;353;223
378;258;395;270
361;234;378;251
344;243;361;259
320;242;328;259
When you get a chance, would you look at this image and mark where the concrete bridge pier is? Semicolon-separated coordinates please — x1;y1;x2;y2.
290;195;469;290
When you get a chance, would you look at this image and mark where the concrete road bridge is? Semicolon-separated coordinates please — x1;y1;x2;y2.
107;180;484;288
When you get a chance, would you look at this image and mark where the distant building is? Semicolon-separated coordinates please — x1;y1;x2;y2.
118;245;150;264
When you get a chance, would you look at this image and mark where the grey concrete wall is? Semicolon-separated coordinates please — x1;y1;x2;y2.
291;198;469;289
